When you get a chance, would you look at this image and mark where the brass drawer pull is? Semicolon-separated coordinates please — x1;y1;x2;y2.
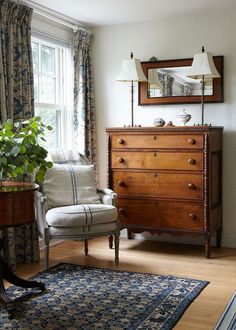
153;136;157;140
118;180;125;187
189;213;197;220
153;152;158;157
187;183;196;190
118;138;124;144
119;208;125;213
188;158;196;165
154;173;158;177
117;157;124;163
188;138;196;145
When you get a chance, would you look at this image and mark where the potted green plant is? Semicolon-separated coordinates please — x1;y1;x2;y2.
0;117;53;185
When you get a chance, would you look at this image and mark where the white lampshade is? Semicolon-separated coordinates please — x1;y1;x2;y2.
187;47;220;126
116;54;147;82
187;51;220;79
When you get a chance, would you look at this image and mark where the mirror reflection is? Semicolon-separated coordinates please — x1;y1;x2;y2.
139;56;223;105
148;67;213;98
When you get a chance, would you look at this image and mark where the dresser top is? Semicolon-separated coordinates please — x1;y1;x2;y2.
106;126;223;133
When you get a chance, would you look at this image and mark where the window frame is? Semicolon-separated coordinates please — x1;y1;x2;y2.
31;34;73;149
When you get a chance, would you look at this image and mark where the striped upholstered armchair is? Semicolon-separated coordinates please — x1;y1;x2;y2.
35;150;120;269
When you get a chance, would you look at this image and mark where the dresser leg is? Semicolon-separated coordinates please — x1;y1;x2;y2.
204;233;211;258
216;228;222;248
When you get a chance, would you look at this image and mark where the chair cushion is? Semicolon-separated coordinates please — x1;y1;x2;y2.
49;222;118;236
43;164;100;209
46;204;118;227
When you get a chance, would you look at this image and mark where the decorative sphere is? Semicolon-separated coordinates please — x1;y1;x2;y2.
154;118;165;127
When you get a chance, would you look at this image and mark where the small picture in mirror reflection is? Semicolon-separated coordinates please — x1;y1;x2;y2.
148;67;213;98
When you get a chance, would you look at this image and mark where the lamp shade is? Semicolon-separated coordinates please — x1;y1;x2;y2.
116;56;147;82
187;51;220;80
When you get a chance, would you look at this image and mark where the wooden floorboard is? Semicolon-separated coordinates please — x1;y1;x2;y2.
5;237;236;329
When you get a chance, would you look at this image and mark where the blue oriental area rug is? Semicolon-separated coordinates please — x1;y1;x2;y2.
1;263;209;329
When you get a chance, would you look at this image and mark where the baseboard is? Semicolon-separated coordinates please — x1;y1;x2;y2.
120;229;236;248
38;231;236;250
221;235;236;248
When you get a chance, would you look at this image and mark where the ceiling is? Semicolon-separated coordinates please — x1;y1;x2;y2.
29;0;236;26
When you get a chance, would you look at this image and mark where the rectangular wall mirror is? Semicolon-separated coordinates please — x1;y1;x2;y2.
138;56;224;105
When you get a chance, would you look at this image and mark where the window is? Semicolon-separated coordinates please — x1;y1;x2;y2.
31;36;73;149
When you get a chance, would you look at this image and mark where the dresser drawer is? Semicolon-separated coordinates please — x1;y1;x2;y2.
117;198;204;231
112;171;203;200
112;151;203;171
111;134;204;149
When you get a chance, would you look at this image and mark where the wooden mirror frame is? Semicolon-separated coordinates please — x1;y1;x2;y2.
138;56;224;105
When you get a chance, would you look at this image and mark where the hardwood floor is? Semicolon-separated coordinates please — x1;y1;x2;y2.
6;237;236;329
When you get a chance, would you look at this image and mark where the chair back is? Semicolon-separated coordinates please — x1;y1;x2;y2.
48;149;90;165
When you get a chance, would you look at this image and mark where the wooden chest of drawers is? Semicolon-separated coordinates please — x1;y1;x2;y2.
106;126;223;257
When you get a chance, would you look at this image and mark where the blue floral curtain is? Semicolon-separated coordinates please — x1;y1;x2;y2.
73;28;97;168
0;0;34;122
0;0;39;270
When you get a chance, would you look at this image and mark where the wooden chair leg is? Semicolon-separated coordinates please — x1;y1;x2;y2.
109;235;113;249
84;239;88;255
114;234;119;265
44;242;49;270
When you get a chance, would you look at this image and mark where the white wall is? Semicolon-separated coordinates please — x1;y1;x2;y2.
91;9;236;247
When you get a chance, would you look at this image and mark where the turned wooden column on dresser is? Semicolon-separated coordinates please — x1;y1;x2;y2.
106;126;223;258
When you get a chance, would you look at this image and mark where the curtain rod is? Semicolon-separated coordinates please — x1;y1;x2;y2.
33;8;79;32
22;0;87;32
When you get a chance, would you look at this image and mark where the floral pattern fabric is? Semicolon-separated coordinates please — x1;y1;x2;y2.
0;0;39;270
73;28;97;169
2;223;39;269
0;0;34;122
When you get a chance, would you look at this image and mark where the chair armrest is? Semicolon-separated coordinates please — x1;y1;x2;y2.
34;191;49;238
97;189;117;206
35;191;47;203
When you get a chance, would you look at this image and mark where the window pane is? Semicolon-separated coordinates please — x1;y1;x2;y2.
32;42;39;73
41;76;56;103
35;107;60;149
41;45;55;75
31;36;72;150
